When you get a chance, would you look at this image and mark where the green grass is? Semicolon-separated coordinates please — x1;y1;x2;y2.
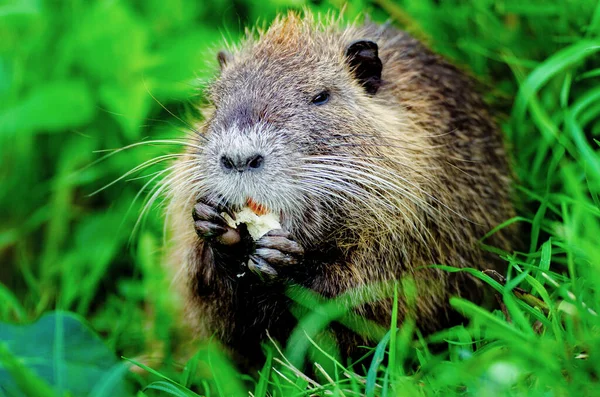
1;0;600;395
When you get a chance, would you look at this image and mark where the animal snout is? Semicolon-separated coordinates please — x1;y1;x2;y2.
220;153;264;173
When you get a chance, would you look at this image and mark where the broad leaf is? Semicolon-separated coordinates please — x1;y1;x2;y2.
0;311;129;396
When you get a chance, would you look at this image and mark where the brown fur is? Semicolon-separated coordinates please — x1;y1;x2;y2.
164;12;515;370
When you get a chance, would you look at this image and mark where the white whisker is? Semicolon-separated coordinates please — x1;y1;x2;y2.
90;153;193;196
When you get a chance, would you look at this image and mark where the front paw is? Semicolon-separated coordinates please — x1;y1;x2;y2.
192;200;240;245
248;229;304;278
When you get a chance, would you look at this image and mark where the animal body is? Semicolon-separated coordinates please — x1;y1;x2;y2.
165;12;515;370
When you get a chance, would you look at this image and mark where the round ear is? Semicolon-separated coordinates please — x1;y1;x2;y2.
217;50;233;69
345;40;383;95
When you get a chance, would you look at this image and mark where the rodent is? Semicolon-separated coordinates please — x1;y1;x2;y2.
165;11;515;370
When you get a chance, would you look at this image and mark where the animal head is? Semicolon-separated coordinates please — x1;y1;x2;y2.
187;13;429;247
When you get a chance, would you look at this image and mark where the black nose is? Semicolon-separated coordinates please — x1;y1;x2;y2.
220;154;264;173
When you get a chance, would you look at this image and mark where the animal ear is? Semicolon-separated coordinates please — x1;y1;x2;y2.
217;50;233;69
345;40;383;95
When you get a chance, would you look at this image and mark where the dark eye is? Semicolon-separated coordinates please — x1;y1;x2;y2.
311;91;330;106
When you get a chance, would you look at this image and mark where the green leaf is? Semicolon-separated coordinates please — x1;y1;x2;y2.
71;2;149;81
366;331;390;397
144;381;194;397
124;357;201;397
98;81;151;140
450;298;530;343
0;282;26;321
537;238;552;286
0;80;95;136
0;344;57;397
0;1;41;17
89;363;132;397
0;311;129;396
512;40;600;129
254;346;273;397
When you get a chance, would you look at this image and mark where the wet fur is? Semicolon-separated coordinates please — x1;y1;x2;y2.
165;12;515;369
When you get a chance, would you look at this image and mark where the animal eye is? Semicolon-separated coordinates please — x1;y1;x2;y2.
311;91;330;106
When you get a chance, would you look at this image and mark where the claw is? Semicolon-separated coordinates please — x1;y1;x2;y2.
248;256;278;277
216;203;236;221
264;229;290;238
192;200;240;245
255;248;298;266
195;220;227;238
193;201;229;225
256;236;304;255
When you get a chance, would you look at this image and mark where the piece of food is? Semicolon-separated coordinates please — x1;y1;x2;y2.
221;207;281;240
247;198;268;216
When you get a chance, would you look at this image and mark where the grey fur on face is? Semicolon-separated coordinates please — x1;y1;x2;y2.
201;123;296;207
199;121;327;244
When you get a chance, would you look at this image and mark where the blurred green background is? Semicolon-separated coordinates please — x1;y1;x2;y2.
1;0;600;396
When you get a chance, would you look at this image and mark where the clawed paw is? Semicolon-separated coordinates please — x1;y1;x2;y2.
192;200;240;245
248;229;304;278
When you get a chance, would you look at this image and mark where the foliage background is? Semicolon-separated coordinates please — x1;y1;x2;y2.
1;0;600;395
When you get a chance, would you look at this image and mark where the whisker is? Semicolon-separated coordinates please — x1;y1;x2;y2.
84;139;204;179
131;164;199;242
297;153;443;188
142;78;209;142
295;162;431;212
89;153;192;196
297;156;477;225
295;172;429;243
94;139;204;154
